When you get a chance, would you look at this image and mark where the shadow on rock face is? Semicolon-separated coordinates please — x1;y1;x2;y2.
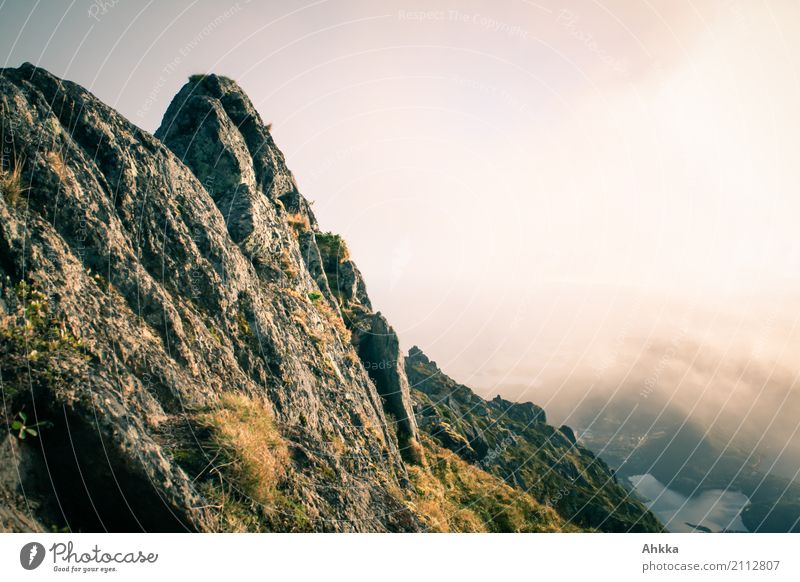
21;403;192;532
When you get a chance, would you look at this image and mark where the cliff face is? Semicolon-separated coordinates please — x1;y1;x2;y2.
154;74;421;464
0;64;659;532
0;65;415;532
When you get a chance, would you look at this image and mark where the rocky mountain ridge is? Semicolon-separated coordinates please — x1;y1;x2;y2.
0;64;660;532
407;347;663;531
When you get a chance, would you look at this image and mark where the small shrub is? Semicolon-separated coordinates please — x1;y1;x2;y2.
10;411;52;440
307;292;322;303
236;309;252;339
210;327;223;345
272;492;312;531
315;232;349;263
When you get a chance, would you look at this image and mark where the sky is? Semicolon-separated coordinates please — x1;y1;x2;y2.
1;0;799;407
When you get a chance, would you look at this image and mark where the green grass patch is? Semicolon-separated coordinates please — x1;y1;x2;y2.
314;232;349;264
0;280;87;401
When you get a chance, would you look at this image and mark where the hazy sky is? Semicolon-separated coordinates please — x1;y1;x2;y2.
2;0;799;400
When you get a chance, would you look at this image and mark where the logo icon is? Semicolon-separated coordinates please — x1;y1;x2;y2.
20;542;46;570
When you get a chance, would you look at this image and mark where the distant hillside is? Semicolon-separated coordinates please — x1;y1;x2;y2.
405;347;662;532
573;391;800;532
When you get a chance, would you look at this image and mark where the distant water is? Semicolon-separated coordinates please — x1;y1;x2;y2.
628;474;749;533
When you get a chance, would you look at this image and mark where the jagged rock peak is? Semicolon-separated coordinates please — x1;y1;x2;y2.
158;73;306;211
155;72;421;460
408;345;432;366
490;394;547;425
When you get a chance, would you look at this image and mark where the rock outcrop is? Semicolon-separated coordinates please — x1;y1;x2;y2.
0;64;415;532
0;64;660;532
155;74;420;464
310;231;421;462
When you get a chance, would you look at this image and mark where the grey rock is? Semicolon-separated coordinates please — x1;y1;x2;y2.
559;425;578;446
0;64;418;532
350;312;420;461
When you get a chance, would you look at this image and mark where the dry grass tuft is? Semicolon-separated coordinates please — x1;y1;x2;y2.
199;393;290;506
46;151;68;182
286;212;310;234
312;295;351;344
193;393;317;532
405;437;576;532
278;247;299;280
0;162;26;207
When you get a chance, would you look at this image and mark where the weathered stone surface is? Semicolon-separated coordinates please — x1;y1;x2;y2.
0;64;416;532
156;73;420;462
312;232;419;462
335;259;372;309
350;312;419;461
0;436;46;532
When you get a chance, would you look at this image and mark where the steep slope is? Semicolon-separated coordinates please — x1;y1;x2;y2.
0;64;416;532
406;347;663;532
154;74;422;464
0;65;595;532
